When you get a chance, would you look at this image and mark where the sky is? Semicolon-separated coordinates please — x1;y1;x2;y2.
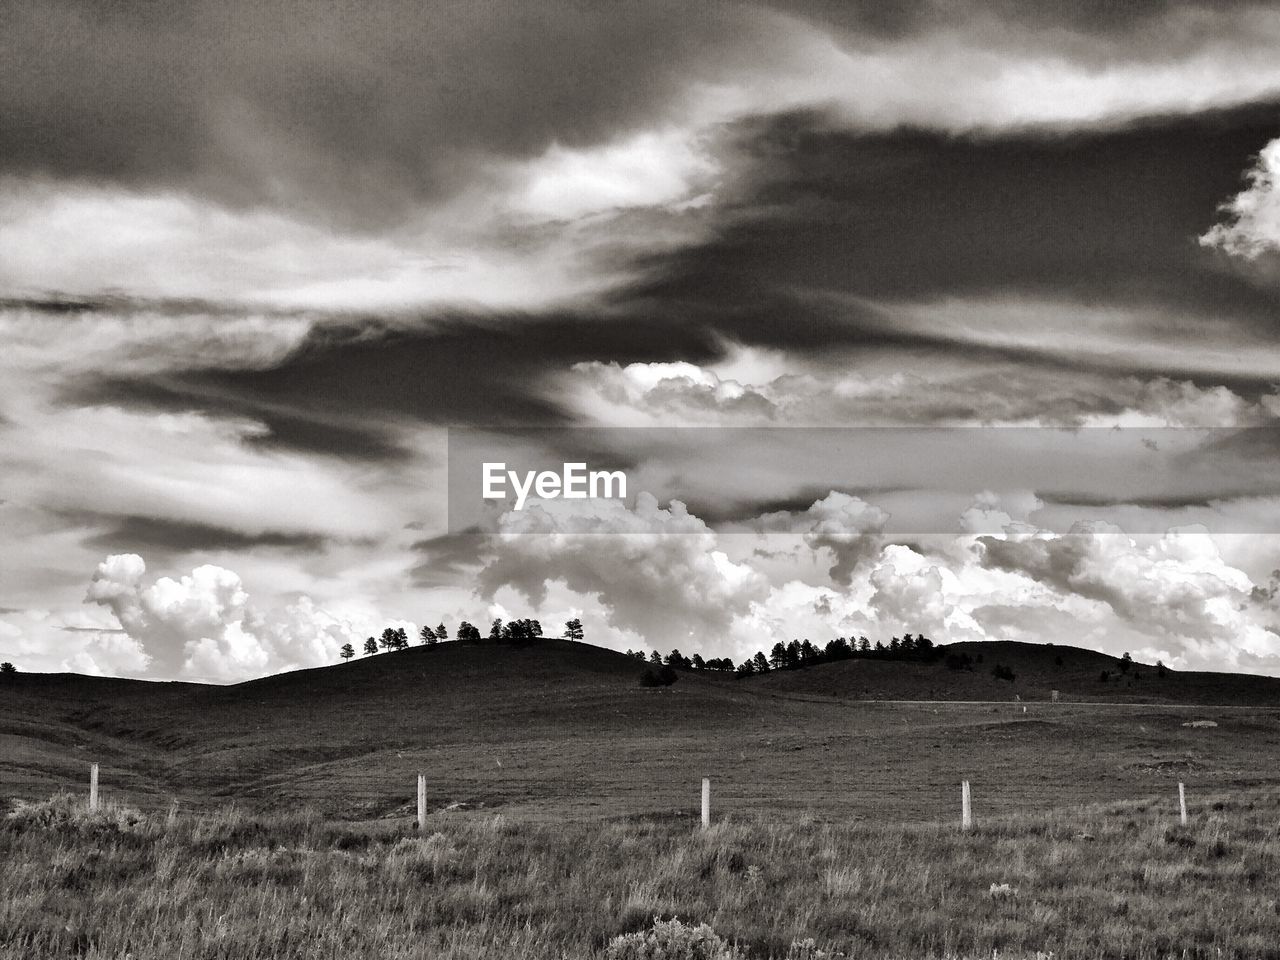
4;0;1280;681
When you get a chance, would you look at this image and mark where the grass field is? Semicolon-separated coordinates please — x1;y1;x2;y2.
4;788;1280;959
5;640;1280;958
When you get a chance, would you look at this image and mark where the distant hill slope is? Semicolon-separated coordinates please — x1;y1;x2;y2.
749;640;1280;706
5;638;1280;821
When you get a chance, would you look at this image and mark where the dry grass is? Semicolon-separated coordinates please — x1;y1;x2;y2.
2;790;1279;960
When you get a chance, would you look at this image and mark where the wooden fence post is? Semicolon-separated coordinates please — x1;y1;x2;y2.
1178;782;1187;826
417;773;427;832
89;763;99;813
701;777;711;829
961;780;972;831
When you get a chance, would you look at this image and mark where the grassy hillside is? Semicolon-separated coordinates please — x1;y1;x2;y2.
750;640;1280;706
4;639;1280;824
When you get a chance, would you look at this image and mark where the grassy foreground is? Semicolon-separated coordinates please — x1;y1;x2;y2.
2;791;1279;960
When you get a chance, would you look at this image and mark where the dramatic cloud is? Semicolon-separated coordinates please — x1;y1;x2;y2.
84;553;386;680
562;352;1280;428
8;0;1280;680
477;494;769;644
1201;135;1280;259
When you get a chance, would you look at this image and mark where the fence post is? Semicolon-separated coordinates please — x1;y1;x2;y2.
417;773;427;832
1178;782;1187;826
701;777;711;829
89;763;99;813
961;780;972;831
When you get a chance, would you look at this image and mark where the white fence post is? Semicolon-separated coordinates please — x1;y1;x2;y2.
89;763;99;813
1178;782;1187;826
961;780;972;831
417;773;427;832
701;777;711;829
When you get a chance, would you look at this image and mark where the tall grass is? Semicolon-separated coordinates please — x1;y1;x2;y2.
2;790;1278;959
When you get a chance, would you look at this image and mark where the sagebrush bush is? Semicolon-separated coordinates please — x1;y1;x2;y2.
605;917;739;960
5;792;147;835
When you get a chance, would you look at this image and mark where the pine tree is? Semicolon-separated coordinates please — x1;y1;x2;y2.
564;618;584;641
363;636;378;655
421;625;438;646
339;643;355;662
436;623;448;641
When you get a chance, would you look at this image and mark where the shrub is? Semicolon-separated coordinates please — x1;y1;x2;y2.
991;663;1016;682
639;665;678;687
6;792;147;835
605;917;739;960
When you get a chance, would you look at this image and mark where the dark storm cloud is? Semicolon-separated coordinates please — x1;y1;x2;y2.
70;513;331;553
70;312;723;432
776;0;1263;38
0;0;758;222
628;102;1280;351
409;530;489;588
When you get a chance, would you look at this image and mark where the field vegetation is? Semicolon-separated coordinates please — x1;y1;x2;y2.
4;788;1280;960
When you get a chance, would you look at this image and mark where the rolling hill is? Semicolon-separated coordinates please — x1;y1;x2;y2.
753;640;1280;706
4;639;1280;823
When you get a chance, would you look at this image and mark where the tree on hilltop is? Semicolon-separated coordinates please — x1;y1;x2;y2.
339;643;354;662
564;618;584;642
363;637;378;656
420;625;438;646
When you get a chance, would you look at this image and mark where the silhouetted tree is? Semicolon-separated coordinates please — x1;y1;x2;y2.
824;637;852;661
564;618;584;642
380;627;409;651
420;625;438;646
857;637;871;655
501;618;543;647
769;642;787;669
752;651;770;674
690;653;706;670
0;662;15;676
456;621;482;644
799;639;819;666
339;643;355;662
1157;659;1168;678
489;619;503;643
363;637;378;656
665;649;689;669
736;659;756;678
435;623;448;642
1120;651;1132;673
649;650;662;665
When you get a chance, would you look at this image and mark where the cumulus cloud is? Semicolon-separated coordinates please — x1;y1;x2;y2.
561;351;1280;428
977;523;1280;664
755;491;890;584
85;553;382;681
1201;136;1280;260
477;493;769;646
